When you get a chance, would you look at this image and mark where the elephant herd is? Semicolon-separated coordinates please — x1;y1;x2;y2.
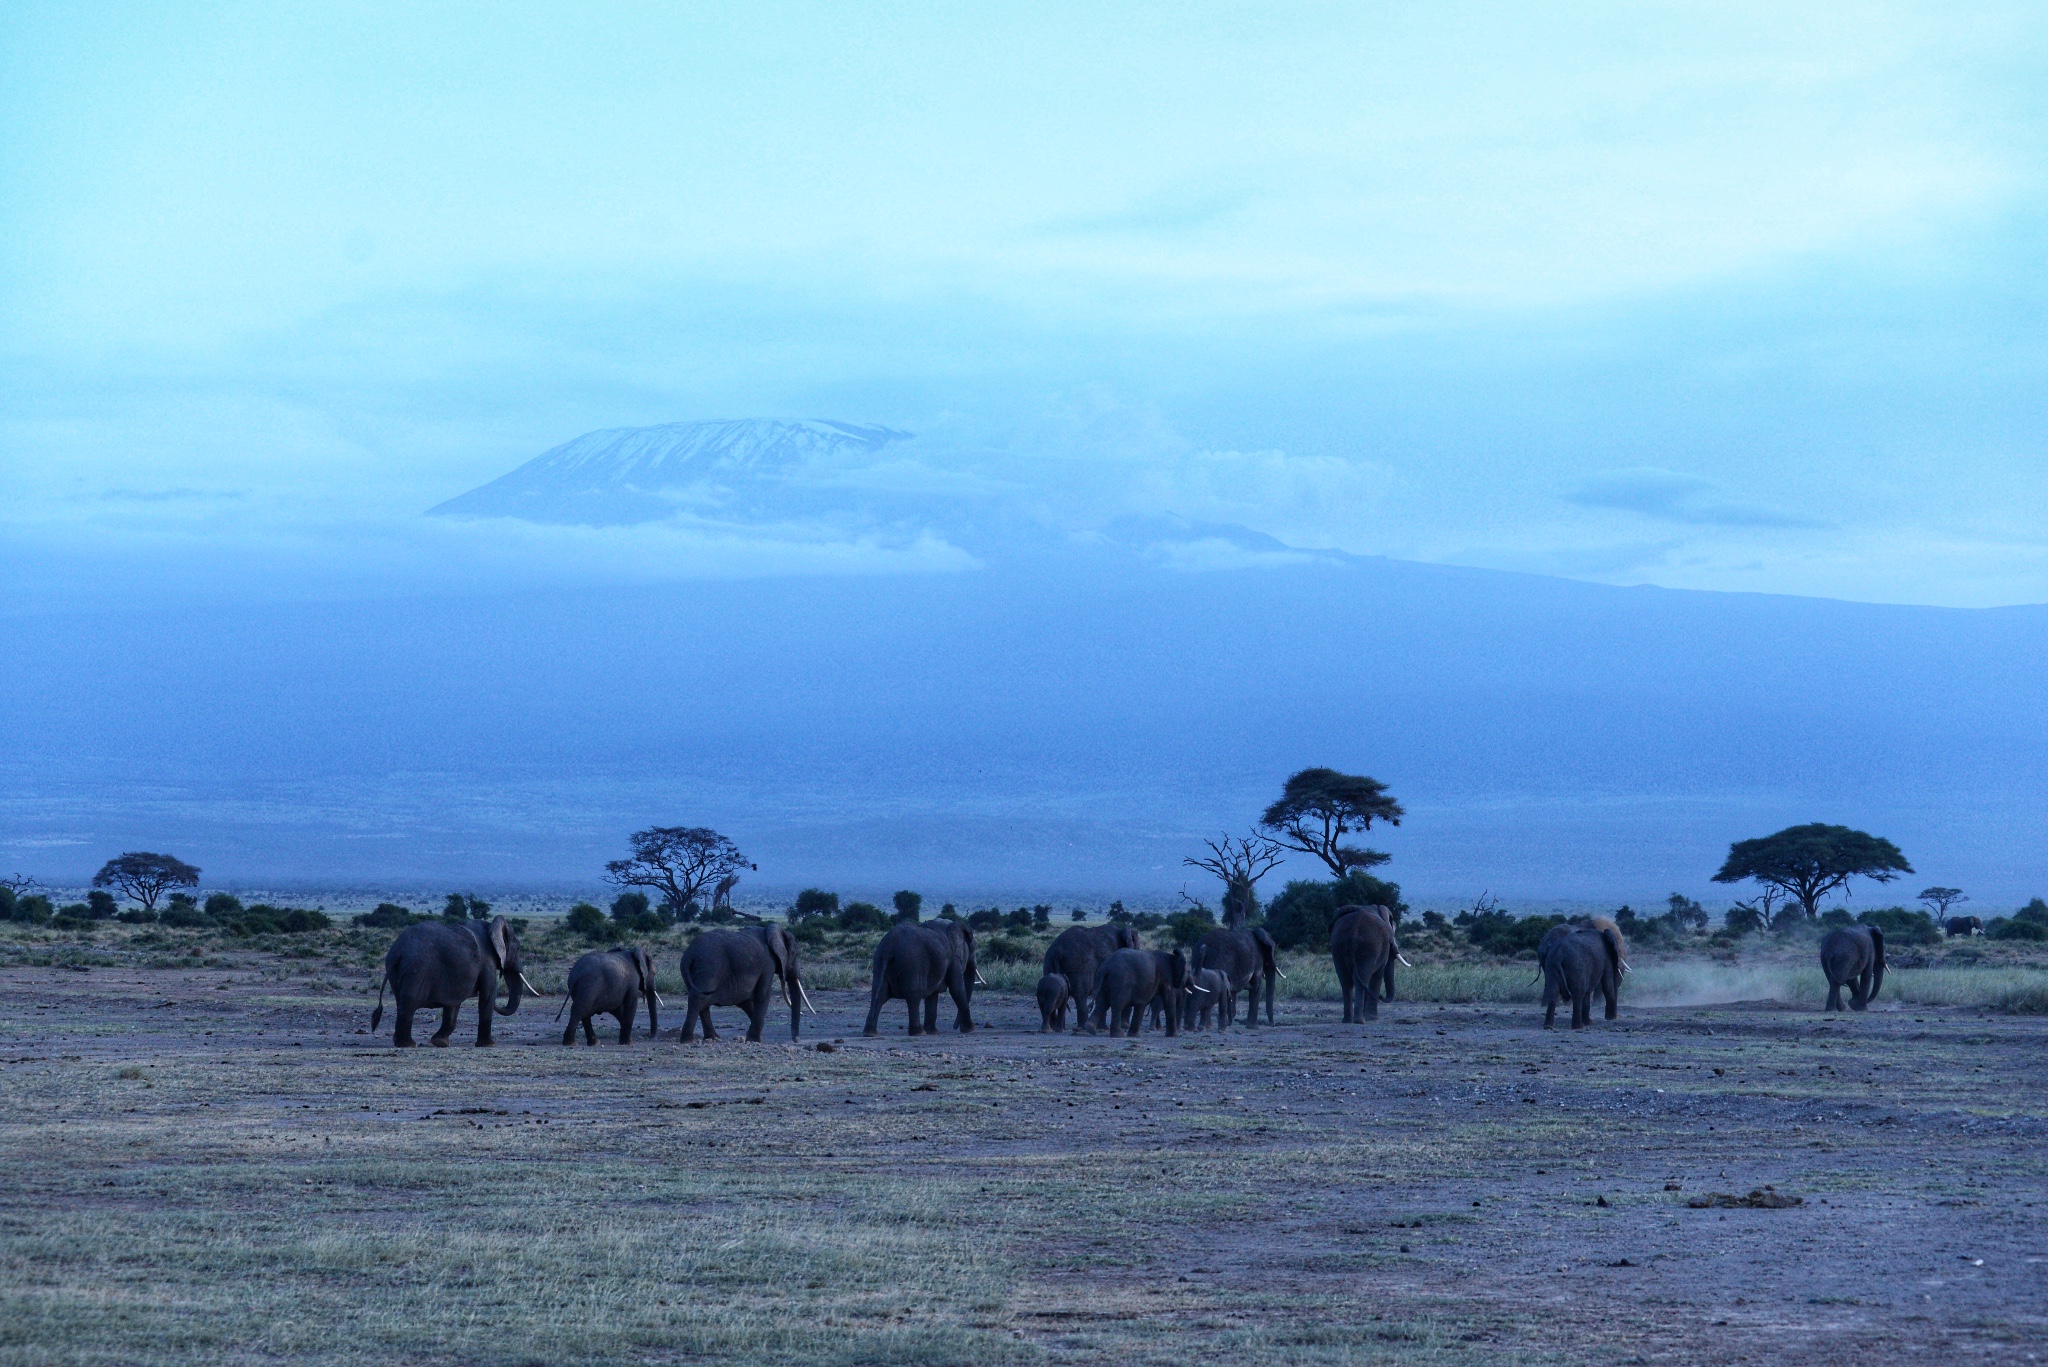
365;905;1897;1049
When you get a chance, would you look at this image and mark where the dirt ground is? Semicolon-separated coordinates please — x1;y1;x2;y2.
1;964;2043;1366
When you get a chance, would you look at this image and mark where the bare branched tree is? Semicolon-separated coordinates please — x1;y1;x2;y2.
1183;832;1285;927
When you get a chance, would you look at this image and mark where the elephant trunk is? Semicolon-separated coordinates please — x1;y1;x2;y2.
495;968;524;1015
646;989;659;1037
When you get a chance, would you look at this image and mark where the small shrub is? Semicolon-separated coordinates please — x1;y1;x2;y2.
1106;900;1129;926
53;903;96;926
981;934;1033;963
611;892;661;934
1723;904;1766;936
1818;909;1855;929
86;890;118;920
1070;906;1088;922
225;904;330;935
2017;898;2048;926
1129;911;1166;931
116;908;155;924
1032;904;1051;928
838;902;889;933
203;892;243;918
936;903;960;922
1004;908;1033;932
354;903;420;929
158;901;209;928
564;903;609;939
966;908;1006;932
892;891;923;923
790;919;830;948
1164;906;1216;949
1420;910;1447;930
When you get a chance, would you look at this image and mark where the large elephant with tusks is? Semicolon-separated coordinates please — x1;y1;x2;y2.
371;917;531;1047
679;926;808;1041
1041;924;1141;1034
864;920;978;1036
1189;924;1278;1027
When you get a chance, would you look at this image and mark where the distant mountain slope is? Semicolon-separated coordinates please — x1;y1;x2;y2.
428;419;914;525
6;553;2045;900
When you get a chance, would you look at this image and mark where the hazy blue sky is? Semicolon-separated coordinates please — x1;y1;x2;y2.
4;2;2045;607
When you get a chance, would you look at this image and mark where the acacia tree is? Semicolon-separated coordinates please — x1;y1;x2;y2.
1258;768;1403;879
1184;832;1285;927
1917;887;1969;919
1711;824;1912;919
91;852;200;913
605;827;753;920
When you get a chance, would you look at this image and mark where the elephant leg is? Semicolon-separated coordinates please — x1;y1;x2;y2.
619;994;636;1045
562;1014;578;1046
430;1005;458;1046
1603;979;1619;1021
394;1003;418;1047
1163;996;1178;1037
1336;960;1355;1023
1245;979;1261;1028
679;997;700;1042
905;995;922;1036
1850;972;1869;1011
1106;1003;1122;1037
1542;978;1559;1029
923;991;939;1035
700;1005;720;1040
1825;981;1843;1012
862;979;888;1037
746;982;769;1042
1362;972;1379;1020
476;983;495;1047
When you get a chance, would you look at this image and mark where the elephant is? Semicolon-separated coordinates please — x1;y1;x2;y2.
1820;925;1885;1011
1538;917;1627;1029
864;919;978;1036
370;916;530;1047
559;946;658;1045
1096;948;1193;1037
1331;904;1401;1022
1037;972;1071;1032
1944;916;1983;938
1042;924;1142;1034
1190;925;1278;1028
1180;968;1232;1031
679;925;807;1042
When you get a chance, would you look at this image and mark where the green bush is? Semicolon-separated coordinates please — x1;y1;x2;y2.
610;891;662;933
1267;873;1407;950
1988;916;2048;942
839;902;889;933
1856;907;1941;946
981;933;1034;963
564;903;609;939
966;908;1005;931
355;902;421;929
2017;898;2048;926
203;893;244;918
892;891;923;922
792;889;840;921
224;904;330;935
1163;906;1217;949
790;918;830;948
86;890;118;920
158;901;210;928
116;908;155;924
1462;911;1567;957
53;903;96;926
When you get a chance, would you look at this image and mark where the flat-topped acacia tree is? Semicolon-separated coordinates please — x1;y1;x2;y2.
1258;768;1404;879
91;852;200;914
1711;823;1912;920
605;826;753;923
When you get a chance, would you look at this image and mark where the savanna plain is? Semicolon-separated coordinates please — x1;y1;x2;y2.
2;921;2044;1367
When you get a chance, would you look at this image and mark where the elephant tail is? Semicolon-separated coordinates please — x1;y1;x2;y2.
370;969;390;1031
553;986;570;1022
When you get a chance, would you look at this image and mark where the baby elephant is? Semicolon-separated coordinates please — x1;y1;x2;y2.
559;945;659;1045
1180;968;1231;1031
1037;972;1071;1032
1820;925;1885;1011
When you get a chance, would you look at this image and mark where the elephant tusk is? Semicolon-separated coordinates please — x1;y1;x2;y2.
797;982;818;1016
1619;960;1632;974
1396;954;1412;967
974;972;988;986
1192;984;1211;993
652;991;665;1008
1274;968;1288;980
519;973;542;998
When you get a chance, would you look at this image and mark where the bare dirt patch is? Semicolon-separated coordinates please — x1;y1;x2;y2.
1;964;2043;1365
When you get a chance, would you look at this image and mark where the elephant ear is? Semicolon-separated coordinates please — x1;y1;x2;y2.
1169;949;1187;984
759;926;788;983
636;947;656;997
1253;928;1277;970
485;916;510;971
